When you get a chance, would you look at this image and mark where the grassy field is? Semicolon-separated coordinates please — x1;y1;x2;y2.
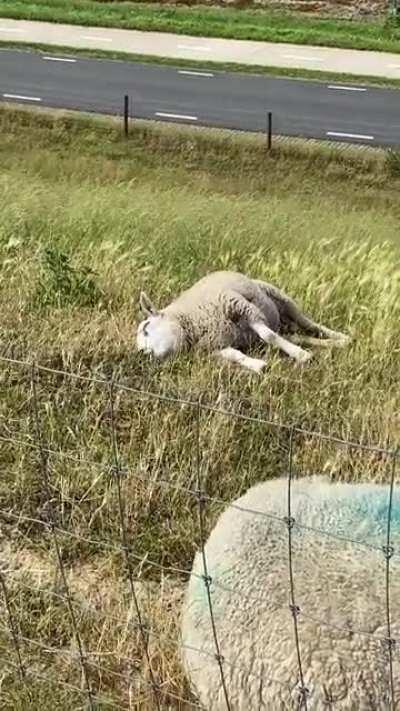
0;106;399;709
1;0;400;53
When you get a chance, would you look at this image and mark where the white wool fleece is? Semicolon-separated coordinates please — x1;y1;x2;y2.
162;271;281;351
181;476;400;709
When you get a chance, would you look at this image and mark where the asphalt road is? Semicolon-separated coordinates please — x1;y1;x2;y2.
1;48;399;146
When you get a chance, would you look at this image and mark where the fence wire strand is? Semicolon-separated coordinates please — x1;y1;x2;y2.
108;377;162;711
0;355;399;710
0;431;394;558
3;658;128;710
0;604;291;699
195;397;231;711
384;447;398;710
0;622;203;709
30;362;95;710
0;568;27;686
0;491;395;646
286;427;309;710
0;354;395;455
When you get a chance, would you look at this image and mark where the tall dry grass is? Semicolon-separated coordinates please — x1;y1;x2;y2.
0;106;399;708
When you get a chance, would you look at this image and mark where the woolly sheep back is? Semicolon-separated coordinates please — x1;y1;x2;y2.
181;476;400;709
162;271;281;350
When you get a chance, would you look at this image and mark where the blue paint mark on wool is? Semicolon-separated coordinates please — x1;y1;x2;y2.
295;485;400;548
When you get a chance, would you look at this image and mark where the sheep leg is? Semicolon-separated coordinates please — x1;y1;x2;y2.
250;322;312;364
293;315;350;343
284;307;350;343
218;347;267;374
287;334;348;349
253;280;350;343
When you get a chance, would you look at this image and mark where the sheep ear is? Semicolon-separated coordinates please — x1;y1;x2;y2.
139;291;158;317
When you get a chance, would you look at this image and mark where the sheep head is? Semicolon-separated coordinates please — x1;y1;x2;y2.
136;292;184;360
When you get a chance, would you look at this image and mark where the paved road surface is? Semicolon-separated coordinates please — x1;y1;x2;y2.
1;49;399;146
1;18;400;79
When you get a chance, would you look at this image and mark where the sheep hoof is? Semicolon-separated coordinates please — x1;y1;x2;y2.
337;334;352;346
248;358;267;374
295;350;313;366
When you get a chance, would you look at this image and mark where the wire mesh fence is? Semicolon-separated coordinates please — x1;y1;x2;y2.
0;354;398;709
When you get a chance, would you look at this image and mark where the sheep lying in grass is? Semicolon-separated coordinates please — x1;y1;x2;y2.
181;476;400;709
136;271;350;372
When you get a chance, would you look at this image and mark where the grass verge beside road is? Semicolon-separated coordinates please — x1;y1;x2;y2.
0;104;399;708
0;0;400;53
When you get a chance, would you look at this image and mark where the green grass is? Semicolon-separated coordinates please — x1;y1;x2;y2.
4;42;400;90
0;105;399;708
1;0;400;53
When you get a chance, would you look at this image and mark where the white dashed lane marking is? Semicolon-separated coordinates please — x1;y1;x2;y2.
3;93;42;102
43;56;77;63
178;70;214;77
328;85;367;92
155;111;198;121
326;131;374;141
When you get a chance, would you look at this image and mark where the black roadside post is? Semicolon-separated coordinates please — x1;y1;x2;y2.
267;111;272;151
124;94;129;138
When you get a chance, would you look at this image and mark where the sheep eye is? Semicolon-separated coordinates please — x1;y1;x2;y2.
143;320;149;336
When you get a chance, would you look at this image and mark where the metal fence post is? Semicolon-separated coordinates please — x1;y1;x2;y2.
267;112;272;151
124;94;129;138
